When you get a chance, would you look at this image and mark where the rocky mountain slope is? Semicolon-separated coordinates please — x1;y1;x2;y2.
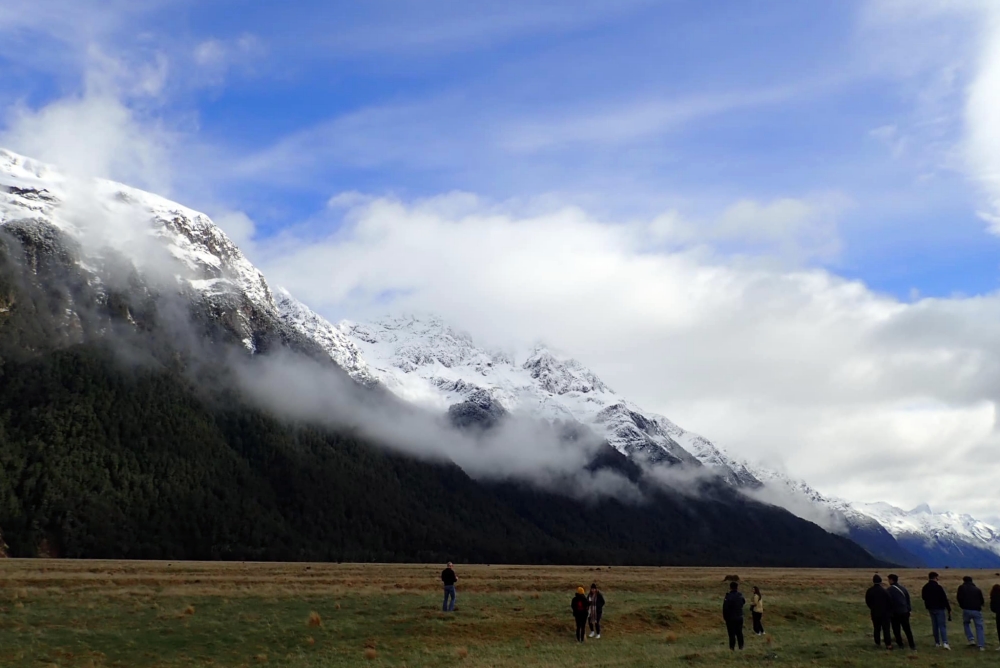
0;147;882;566
337;313;1000;568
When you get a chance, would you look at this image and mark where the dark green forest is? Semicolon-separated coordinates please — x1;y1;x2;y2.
0;222;882;566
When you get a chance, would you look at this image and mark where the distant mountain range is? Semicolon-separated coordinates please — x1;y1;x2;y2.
0;146;988;566
332;314;1000;568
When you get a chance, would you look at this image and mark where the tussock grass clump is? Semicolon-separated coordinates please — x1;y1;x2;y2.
307;611;322;627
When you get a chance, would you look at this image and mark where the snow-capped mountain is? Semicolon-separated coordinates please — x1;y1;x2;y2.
340;314;715;469
4;147;996;568
853;502;1000;568
724;462;1000;567
338;313;1000;567
0;148;372;382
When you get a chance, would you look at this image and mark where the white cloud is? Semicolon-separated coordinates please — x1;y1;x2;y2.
861;0;1000;229
500;87;795;153
192;34;264;87
1;91;172;193
966;11;1000;228
248;193;1000;520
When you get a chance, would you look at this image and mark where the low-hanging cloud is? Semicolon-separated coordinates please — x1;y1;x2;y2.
250;193;1000;521
229;349;647;500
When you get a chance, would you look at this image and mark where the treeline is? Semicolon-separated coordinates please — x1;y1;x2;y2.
0;223;883;566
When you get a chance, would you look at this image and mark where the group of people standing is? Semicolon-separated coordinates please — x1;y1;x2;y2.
570;583;605;642
866;572;1000;651
439;562;1000;652
721;582;766;650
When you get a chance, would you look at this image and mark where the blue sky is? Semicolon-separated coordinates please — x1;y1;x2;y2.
4;0;1000;516
2;0;995;299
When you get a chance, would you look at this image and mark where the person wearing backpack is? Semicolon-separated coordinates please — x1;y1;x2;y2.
887;574;916;650
866;575;894;649
920;571;951;649
571;587;590;642
990;584;1000;649
722;581;746;651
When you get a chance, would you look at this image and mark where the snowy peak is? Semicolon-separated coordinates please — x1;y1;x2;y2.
339;314;749;471
0;148;375;382
273;289;377;384
521;345;610;395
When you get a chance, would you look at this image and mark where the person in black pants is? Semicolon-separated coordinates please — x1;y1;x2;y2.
723;581;746;651
887;574;916;650
991;584;1000;646
866;575;894;649
750;586;765;635
571;587;589;642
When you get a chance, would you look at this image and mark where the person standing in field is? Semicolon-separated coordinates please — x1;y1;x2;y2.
957;575;986;650
441;562;458;612
750;586;765;636
572;587;590;643
887;574;916;650
920;571;951;649
722;581;746;651
588;583;605;639
866;575;894;650
990;584;1000;649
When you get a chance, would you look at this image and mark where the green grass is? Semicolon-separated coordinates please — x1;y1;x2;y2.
1;561;998;666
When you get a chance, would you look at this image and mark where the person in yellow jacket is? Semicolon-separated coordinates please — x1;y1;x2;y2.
751;586;765;636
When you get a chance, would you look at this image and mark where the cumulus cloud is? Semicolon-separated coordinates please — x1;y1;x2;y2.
245;193;1000;520
862;0;1000;229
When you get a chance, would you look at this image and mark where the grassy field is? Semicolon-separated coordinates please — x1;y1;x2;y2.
1;561;999;667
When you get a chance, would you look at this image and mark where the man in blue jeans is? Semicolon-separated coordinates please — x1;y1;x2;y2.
921;571;951;649
441;562;458;612
957;575;986;650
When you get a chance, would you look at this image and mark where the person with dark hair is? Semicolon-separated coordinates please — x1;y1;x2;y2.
887;574;916;650
957;575;986;650
750;586;765;636
990;584;1000;649
571;587;590;643
722;581;746;651
587;583;605;639
921;571;951;649
866;575;894;649
441;562;458;612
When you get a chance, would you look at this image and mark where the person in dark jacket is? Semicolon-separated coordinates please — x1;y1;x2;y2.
587;583;606;639
887;574;916;650
990;584;1000;648
921;571;951;649
441;562;458;612
957;575;986;649
722;581;746;651
571;587;590;642
866;575;894;649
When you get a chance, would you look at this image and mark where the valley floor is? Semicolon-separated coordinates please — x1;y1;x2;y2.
0;561;998;667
